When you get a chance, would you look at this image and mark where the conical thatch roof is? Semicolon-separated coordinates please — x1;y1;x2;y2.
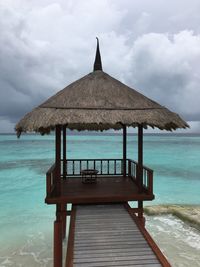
15;41;189;136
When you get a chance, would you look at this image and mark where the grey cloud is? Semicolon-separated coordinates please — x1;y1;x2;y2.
0;0;200;133
126;31;200;121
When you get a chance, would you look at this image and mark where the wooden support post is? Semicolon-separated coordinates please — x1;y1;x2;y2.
61;203;67;239
123;125;127;177
63;126;66;179
138;200;145;227
54;204;62;267
65;206;76;267
138;125;143;192
55;125;61;195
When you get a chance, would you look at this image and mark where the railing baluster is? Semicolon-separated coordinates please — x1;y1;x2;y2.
68;161;70;175
143;169;144;186
62;159;153;181
130;162;132;177
128;160;131;177
146;170;147;187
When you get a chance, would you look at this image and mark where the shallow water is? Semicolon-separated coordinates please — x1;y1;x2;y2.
146;215;200;267
0;133;200;266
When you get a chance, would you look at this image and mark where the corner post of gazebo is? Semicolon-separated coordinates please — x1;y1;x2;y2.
54;126;63;267
63;125;66;179
61;126;67;240
137;124;143;191
55;125;61;195
137;124;145;226
123;125;127;177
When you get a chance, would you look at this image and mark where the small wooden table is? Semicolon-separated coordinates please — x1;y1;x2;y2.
81;169;99;183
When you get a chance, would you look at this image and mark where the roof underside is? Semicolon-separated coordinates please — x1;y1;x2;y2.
15;70;189;136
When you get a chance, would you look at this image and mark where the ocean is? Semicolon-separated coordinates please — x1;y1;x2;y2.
0;133;200;267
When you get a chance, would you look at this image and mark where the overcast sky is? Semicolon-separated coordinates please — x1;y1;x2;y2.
0;0;200;133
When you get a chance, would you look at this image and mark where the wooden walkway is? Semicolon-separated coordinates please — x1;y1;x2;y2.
66;204;171;267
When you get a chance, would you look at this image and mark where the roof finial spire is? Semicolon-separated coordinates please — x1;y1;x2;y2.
93;37;102;71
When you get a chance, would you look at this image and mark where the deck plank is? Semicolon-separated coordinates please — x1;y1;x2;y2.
46;176;154;204
67;204;164;267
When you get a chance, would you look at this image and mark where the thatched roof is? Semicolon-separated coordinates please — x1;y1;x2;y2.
15;40;189;136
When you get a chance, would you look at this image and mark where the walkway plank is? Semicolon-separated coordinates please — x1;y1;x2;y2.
66;204;171;267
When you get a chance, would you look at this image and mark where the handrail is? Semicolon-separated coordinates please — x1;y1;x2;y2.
46;163;56;174
127;158;153;173
61;158;123;161
128;159;153;195
63;159;123;177
46;159;154;197
46;163;56;197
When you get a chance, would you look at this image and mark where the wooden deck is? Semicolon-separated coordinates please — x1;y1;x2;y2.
66;204;171;267
45;176;154;204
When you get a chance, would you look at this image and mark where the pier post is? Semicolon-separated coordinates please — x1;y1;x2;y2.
54;204;62;267
123;125;127;177
138;125;143;192
61;203;67;239
138;200;145;227
55;126;61;195
63;126;66;179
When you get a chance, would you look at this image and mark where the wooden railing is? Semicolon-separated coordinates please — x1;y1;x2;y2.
62;159;123;176
142;165;153;195
128;159;137;180
46;158;153;197
128;159;153;195
46;163;56;197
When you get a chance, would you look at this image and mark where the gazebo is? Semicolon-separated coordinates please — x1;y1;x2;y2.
16;39;188;267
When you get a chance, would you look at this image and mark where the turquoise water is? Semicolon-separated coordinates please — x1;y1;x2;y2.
0;133;200;266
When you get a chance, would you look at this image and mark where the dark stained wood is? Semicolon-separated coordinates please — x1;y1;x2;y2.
63;126;66;179
61;203;67;239
65;205;76;267
45;176;154;204
138;125;143;192
124;203;172;267
55;126;61;195
148;169;153;195
138;200;145;226
46;163;56;197
54;204;62;267
64;158;124;176
123;125;127;177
